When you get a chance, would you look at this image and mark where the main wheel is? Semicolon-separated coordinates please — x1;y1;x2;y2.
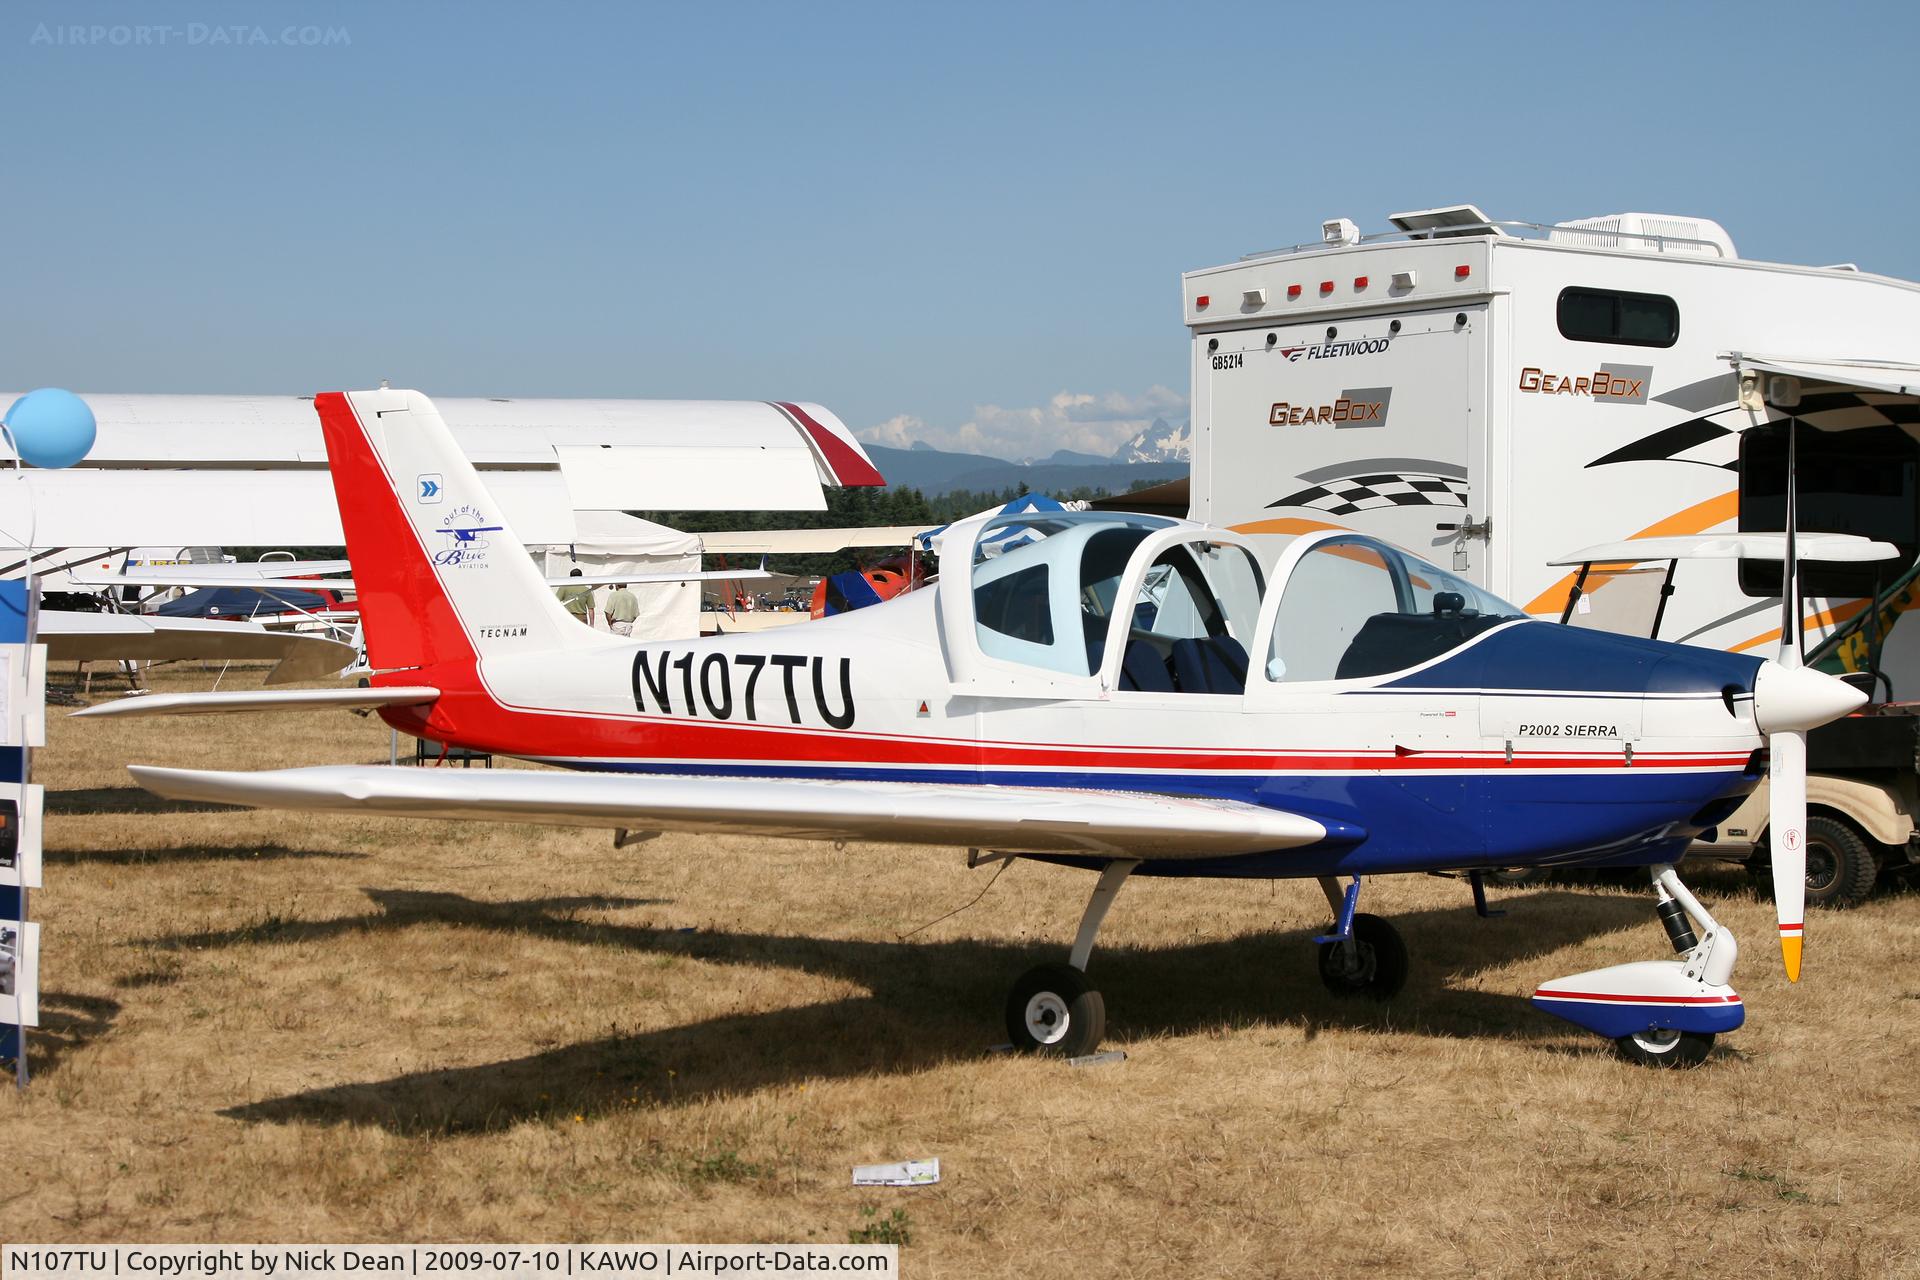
1802;815;1879;908
1316;913;1409;1000
1004;962;1105;1057
1613;1028;1714;1068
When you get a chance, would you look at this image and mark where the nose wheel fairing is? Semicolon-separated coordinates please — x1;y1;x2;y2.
1531;864;1745;1060
1531;960;1745;1041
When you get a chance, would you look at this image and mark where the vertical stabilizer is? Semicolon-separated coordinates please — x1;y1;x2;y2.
315;389;610;671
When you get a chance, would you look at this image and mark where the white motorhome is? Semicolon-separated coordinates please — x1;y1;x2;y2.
1182;205;1920;901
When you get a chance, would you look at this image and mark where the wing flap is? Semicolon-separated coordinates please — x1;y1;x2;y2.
75;687;439;719
126;764;1334;859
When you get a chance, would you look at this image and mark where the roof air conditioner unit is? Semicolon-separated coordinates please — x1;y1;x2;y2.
1548;212;1737;259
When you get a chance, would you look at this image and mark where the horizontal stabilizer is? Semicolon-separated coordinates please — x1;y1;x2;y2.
74;686;438;719
126;765;1334;859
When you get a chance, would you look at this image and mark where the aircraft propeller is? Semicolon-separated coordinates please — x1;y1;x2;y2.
1747;416;1854;982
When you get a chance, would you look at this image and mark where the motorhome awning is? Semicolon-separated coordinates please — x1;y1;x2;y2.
1550;532;1900;566
1724;353;1920;401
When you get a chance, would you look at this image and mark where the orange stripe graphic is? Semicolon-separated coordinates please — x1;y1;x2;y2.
1521;491;1740;615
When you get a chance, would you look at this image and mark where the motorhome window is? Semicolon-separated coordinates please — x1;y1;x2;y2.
1269;536;1519;682
1556;287;1679;348
1737;422;1920;599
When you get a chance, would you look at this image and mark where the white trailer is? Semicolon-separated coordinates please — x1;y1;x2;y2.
1183;205;1920;902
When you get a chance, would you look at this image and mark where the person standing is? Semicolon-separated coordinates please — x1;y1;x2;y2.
556;567;595;626
605;582;639;637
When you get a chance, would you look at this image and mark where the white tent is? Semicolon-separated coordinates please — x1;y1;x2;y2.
540;512;703;641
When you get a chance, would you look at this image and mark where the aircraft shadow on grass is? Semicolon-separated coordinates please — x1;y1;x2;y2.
46;842;365;867
45;785;244;817
131;882;1655;1133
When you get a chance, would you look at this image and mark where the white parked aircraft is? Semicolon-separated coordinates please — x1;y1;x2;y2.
98;390;1863;1066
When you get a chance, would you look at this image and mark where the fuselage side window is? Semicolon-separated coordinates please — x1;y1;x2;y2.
968;513;1174;678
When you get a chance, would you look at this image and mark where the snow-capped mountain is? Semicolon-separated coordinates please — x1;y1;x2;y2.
1113;418;1190;464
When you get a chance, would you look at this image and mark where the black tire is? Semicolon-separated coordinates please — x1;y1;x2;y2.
1613;1029;1714;1068
1005;962;1105;1057
1485;867;1549;887
1316;913;1409;1000
1801;815;1879;909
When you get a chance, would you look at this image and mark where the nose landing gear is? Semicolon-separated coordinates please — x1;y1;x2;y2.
1532;864;1744;1067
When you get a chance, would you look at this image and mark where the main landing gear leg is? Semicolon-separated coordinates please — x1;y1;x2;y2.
1532;863;1744;1068
1313;875;1409;1000
1004;859;1138;1057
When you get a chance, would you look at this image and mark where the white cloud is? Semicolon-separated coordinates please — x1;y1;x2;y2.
856;385;1188;459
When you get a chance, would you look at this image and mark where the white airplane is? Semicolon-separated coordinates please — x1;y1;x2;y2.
95;390;1864;1066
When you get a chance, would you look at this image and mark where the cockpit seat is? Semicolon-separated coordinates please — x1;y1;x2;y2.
1170;635;1248;694
1119;638;1176;692
1334;613;1506;681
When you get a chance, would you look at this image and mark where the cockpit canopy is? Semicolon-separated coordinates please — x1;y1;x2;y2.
957;512;1265;693
1266;534;1520;682
943;515;1522;695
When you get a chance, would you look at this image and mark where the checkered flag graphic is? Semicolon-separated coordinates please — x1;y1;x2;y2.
1271;471;1470;517
1587;390;1920;472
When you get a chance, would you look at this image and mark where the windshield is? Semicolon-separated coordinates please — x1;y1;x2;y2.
1268;535;1520;682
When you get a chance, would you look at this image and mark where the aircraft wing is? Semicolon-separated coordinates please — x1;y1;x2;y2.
697;527;934;555
37;612;356;683
73;686;439;719
125;765;1336;860
67;574;357;592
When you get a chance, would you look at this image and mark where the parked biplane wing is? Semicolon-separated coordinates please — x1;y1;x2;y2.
38;611;356;683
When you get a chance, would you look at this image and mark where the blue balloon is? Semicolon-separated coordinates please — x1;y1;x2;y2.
3;388;97;469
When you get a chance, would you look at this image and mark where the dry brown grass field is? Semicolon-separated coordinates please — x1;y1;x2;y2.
4;665;1919;1278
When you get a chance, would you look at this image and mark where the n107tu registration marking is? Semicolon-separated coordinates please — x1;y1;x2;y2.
632;651;856;729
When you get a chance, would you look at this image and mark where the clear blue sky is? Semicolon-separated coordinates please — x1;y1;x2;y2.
6;0;1917;458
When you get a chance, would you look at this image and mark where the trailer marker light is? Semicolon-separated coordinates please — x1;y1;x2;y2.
1454;264;1471;279
1354;275;1369;290
1287;284;1302;299
1196;295;1209;309
1319;280;1334;294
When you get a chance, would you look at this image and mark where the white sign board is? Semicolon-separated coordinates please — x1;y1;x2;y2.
0;920;39;1027
0;783;44;889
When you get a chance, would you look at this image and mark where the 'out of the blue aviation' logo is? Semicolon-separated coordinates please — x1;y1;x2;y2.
433;504;502;568
417;474;443;504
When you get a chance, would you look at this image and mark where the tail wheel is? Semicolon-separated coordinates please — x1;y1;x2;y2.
1316;912;1408;1000
1800;815;1879;908
1613;1028;1714;1068
1005;962;1105;1058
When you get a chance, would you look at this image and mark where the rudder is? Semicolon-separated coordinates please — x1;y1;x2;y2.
315;389;610;671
